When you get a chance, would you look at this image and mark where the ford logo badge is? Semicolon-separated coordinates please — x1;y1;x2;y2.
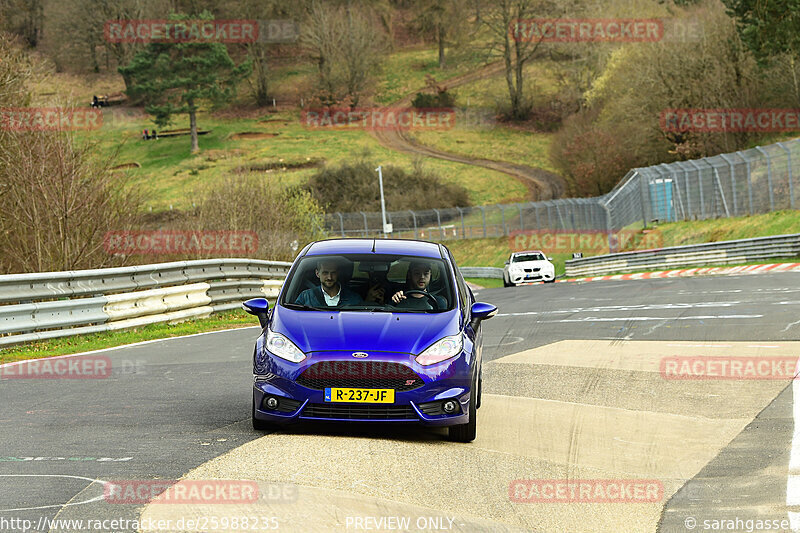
352;352;369;358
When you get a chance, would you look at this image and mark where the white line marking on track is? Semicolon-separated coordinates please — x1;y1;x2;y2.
667;344;732;348
0;326;260;371
499;314;763;321
788;359;800;529
0;474;113;512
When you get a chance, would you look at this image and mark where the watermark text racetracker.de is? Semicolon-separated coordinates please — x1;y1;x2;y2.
301;107;455;131
509;229;662;255
103;230;258;256
1;355;112;379
661;108;800;133
104;479;297;505
511;17;703;43
104;19;297;44
0;108;102;131
509;479;664;503
660;356;800;380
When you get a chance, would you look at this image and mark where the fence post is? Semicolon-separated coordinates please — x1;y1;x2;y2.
500;205;507;235
337;212;345;237
755;146;774;210
688;160;705;219
736;151;754;215
409;210;418;239
456;207;464;238
433;208;443;239
719;154;738;215
517;203;524;230
638;172;648;228
479;206;486;237
711;164;731;218
777;142;795;209
360;211;368;237
532;202;540;229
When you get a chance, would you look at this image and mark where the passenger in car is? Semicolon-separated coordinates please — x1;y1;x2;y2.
295;259;385;307
390;261;447;309
295;259;364;307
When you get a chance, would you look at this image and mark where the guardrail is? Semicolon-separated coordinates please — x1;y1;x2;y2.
460;266;503;279
0;259;291;347
564;233;800;277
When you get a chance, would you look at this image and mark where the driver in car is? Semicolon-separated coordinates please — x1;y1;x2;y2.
390;261;447;309
296;259;382;307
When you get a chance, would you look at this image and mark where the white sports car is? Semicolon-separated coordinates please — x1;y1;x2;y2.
503;251;555;286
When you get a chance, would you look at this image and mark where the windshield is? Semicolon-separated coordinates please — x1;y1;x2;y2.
280;254;455;313
513;253;546;262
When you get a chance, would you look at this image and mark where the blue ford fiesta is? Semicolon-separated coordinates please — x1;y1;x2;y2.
243;238;497;442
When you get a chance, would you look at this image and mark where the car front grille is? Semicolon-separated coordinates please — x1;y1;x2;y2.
296;361;424;391
301;403;417;420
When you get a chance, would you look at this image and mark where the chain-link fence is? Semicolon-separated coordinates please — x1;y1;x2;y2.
323;137;800;239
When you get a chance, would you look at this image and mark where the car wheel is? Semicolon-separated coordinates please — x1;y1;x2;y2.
252;395;273;431
476;368;482;409
448;372;477;443
503;274;511;287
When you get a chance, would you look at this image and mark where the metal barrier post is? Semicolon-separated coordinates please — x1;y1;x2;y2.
719;154;738;215
409;210;418;239
337;212;345;237
688;160;705;218
755;146;774;210
777;142;795;209
736;151;754;215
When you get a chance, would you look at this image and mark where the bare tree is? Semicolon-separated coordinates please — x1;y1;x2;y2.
411;0;469;69
301;1;388;106
482;0;568;120
0;0;44;47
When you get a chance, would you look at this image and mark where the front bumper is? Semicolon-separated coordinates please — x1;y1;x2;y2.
252;354;472;426
510;270;554;283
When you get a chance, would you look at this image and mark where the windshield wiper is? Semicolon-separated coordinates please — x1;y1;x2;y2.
282;302;326;311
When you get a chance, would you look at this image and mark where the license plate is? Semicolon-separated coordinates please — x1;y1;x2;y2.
324;388;394;403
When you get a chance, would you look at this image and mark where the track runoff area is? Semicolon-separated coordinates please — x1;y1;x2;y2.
1;270;800;532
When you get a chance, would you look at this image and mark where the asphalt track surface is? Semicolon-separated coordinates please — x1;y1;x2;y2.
1;272;800;532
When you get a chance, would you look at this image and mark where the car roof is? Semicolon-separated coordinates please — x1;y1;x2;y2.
513;250;545;255
304;238;444;259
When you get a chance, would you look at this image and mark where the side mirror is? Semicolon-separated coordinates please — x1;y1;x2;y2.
504;260;509;265
243;298;270;328
471;301;497;321
547;257;554;261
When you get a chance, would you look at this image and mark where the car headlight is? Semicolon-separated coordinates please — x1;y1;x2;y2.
416;334;463;366
266;329;306;363
509;265;523;274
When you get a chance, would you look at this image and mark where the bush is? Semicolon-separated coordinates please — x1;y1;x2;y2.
0;131;143;274
411;90;455;108
303;159;470;213
192;174;325;262
550;110;637;197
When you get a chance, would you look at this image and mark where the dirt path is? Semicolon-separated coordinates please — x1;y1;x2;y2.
369;61;566;201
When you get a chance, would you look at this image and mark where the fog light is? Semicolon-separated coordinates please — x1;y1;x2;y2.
442;400;458;413
265;396;279;409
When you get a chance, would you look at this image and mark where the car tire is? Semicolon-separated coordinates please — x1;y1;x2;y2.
448;373;477;443
252;396;273;431
476;368;483;409
545;278;556;283
502;274;511;287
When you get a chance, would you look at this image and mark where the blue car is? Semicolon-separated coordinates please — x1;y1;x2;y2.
243;238;497;442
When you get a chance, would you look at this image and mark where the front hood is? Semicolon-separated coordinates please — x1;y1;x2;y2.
271;307;461;355
510;261;553;269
